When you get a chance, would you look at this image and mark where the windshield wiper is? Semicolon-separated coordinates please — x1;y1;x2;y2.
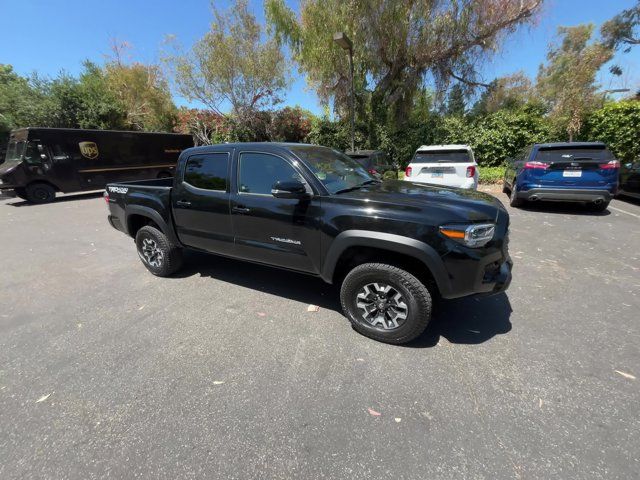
334;179;380;194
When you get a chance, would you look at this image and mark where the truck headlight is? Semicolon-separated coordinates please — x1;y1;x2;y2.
439;223;495;248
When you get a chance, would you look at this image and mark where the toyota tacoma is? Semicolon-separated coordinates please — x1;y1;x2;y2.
105;143;511;344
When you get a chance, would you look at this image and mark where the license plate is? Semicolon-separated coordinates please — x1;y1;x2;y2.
563;170;582;177
431;172;443;178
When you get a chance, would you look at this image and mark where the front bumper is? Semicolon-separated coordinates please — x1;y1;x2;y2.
517;188;612;203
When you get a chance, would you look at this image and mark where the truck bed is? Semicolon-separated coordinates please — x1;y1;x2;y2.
105;177;175;238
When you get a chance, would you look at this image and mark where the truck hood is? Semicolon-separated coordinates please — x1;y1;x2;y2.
336;180;505;222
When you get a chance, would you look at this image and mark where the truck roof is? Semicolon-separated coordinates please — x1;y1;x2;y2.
415;144;472;152
12;127;191;136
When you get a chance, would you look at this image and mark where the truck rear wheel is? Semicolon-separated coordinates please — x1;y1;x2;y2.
25;183;56;204
340;263;432;344
135;225;183;277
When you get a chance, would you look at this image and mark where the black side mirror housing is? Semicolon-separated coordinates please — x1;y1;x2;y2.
271;180;310;199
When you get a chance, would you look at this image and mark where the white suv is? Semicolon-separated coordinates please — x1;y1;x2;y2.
404;144;478;189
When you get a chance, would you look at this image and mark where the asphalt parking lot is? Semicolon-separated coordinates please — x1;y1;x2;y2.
0;189;639;479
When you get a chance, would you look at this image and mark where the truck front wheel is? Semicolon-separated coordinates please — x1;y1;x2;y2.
340;263;432;344
25;183;56;204
135;225;183;277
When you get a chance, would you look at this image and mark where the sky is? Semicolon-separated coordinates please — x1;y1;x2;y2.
1;0;638;115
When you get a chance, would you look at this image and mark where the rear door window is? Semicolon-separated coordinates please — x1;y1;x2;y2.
413;150;470;163
183;153;229;191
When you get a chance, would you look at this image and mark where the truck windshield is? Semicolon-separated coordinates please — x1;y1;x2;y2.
4;140;26;165
290;145;375;194
413;150;470;163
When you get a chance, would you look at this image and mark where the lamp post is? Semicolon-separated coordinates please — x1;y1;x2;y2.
333;32;355;153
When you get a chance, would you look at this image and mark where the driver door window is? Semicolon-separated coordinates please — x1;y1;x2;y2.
238;152;303;194
24;142;47;165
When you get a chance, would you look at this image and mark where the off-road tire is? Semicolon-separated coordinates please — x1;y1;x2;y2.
25;182;56;204
135;225;183;277
509;180;523;208
340;263;432;344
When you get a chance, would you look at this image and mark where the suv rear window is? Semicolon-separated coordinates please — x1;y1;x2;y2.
413;149;470;163
534;147;614;163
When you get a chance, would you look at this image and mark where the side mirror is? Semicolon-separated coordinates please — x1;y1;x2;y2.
271;179;310;199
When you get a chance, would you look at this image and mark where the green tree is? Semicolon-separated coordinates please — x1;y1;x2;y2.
470;72;534;116
0;65;50;132
446;84;466;116
601;2;640;51
266;0;542;127
104;43;177;131
164;0;287;124
536;25;613;141
587;100;640;162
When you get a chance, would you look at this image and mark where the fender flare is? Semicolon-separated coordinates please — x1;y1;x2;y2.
321;230;452;296
125;205;180;245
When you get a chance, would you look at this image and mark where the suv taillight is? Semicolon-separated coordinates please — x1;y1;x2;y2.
103;192;110;204
599;160;620;170
523;161;549;170
466;166;476;178
405;166;412;177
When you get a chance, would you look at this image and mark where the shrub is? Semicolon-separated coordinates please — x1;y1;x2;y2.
478;166;506;184
382;170;398;181
586;101;640;162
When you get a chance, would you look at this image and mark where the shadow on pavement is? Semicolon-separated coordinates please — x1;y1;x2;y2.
5;191;104;207
406;293;513;348
176;251;512;348
519;200;611;216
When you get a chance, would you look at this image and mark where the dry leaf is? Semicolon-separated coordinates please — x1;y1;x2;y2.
615;370;636;380
138;305;145;311
307;304;320;312
213;381;225;385
394;418;402;423
367;408;381;417
257;312;266;317
36;393;52;403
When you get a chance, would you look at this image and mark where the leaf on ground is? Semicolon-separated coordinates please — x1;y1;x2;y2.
615;370;636;380
394;417;402;423
138;305;145;311
212;381;225;385
367;408;381;417
257;312;266;317
36;393;52;403
356;358;364;362
307;304;320;312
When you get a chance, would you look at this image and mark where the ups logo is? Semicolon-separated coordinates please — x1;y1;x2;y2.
79;141;99;159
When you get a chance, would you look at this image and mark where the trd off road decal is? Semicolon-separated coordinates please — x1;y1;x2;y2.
108;186;128;194
270;236;302;245
79;141;99;159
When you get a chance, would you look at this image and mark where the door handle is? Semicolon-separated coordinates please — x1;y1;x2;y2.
232;205;251;214
176;200;192;207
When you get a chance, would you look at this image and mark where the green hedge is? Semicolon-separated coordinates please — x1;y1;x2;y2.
478;166;505;184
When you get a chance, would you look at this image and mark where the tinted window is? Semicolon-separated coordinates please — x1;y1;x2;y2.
534;147;614;163
413;149;470;163
184;153;228;190
238;152;302;194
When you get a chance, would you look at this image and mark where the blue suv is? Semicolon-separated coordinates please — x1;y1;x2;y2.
503;142;619;212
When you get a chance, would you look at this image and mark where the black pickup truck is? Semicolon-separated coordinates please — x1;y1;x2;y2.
105;143;511;344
